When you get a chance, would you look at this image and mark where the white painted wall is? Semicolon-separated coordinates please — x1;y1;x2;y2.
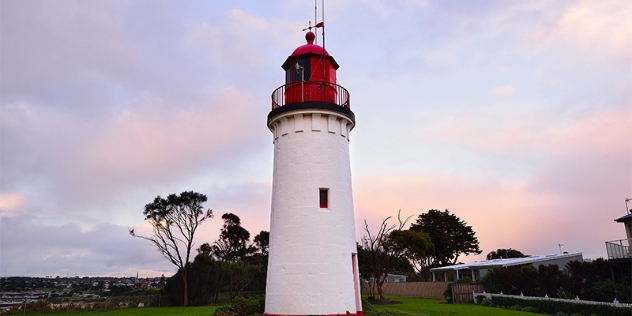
265;109;361;315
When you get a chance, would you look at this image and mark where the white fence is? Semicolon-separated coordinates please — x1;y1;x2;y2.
473;292;632;309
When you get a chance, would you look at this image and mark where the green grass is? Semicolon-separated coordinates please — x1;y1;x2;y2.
369;296;540;316
21;305;220;316
22;296;542;316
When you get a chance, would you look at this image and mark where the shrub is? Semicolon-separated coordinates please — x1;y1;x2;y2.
509;305;522;310
522;306;539;313
570;313;584;316
588;314;601;316
212;305;234;316
557;290;576;299
480;298;491;306
231;295;264;316
489;296;630;316
555;312;569;316
479;260;629;299
362;298;376;312
584;280;617;302
443;276;472;303
24;300;52;313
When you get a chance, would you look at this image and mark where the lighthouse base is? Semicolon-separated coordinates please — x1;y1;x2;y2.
265;312;364;316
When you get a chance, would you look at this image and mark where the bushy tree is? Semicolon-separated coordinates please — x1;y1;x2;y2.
209;213;269;298
244;230;270;291
486;248;528;260
211;213;254;262
225;260;264;298
253;230;270;256
163;254;227;306
479;259;629;302
130;191;213;306
389;229;434;279
410;209;481;266
537;264;566;297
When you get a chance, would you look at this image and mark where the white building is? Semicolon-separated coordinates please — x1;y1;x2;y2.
430;252;583;282
264;30;362;316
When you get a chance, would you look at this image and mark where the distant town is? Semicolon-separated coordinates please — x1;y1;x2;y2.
0;275;163;305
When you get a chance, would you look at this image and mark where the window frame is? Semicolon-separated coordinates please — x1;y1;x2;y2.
319;188;329;209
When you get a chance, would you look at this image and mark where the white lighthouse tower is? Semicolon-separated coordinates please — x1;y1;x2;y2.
265;30;363;316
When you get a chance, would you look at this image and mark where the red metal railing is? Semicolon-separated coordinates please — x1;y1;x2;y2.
271;81;350;110
605;239;632;259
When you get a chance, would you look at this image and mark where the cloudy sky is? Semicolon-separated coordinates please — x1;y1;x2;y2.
1;0;630;278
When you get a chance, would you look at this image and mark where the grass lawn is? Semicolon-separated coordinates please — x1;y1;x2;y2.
23;296;541;316
370;296;540;316
22;305;219;316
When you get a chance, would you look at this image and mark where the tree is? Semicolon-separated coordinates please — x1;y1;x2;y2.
486;248;528;260
359;211;418;300
410;209;481;267
129;191;213;306
253;230;270;256
478;259;625;302
163;253;227;306
225;260;263;298
389;229;434;280
211;213;254;262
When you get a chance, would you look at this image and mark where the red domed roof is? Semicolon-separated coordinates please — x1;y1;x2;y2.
291;31;330;56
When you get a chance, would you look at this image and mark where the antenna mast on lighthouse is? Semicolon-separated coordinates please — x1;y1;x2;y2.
303;1;327;102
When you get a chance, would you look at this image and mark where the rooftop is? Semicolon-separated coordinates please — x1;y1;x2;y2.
430;252;583;272
614;213;632;223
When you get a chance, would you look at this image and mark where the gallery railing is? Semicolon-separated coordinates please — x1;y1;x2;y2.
605;238;631;259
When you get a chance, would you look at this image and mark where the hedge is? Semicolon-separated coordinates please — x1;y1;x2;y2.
476;295;631;316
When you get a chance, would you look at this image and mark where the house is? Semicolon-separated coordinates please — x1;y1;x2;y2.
429;252;583;282
605;208;632;302
363;274;408;283
606;213;632;261
384;274;407;283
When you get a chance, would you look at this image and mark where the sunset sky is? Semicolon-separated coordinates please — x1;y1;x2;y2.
1;0;630;278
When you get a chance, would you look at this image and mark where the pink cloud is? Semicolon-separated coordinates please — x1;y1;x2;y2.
528;0;631;61
83;87;262;183
184;9;303;74
0;192;27;218
489;84;516;96
418;104;630;157
353;163;629;262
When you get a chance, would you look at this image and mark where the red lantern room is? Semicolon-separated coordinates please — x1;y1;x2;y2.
270;31;354;126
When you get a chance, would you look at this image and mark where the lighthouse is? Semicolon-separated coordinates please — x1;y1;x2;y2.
265;30;362;316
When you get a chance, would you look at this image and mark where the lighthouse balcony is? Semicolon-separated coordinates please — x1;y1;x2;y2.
272;81;350;110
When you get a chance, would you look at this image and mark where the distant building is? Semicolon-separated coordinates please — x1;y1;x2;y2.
605;210;631;302
430;252;583;282
363;274;408;284
384;274;407;283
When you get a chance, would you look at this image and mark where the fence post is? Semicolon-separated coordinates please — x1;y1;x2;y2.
105;297;108;311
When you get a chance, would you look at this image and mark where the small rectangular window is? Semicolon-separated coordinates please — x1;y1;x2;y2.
319;188;328;208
